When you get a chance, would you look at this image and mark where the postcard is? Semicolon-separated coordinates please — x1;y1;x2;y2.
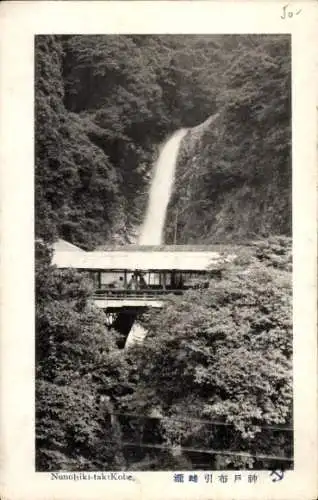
0;1;317;499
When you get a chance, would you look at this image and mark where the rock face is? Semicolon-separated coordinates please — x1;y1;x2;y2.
164;111;291;245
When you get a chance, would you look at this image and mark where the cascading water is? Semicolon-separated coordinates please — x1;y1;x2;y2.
125;128;187;348
125;323;147;348
139;128;187;245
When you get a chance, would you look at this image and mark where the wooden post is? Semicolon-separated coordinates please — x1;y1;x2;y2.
171;271;176;290
162;272;166;290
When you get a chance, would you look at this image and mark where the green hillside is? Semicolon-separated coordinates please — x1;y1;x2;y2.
35;35;292;472
35;34;291;248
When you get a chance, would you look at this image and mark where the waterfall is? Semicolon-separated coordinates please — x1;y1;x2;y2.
139;128;187;245
125;128;186;348
125;323;148;348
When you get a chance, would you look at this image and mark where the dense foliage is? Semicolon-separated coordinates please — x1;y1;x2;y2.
165;35;291;243
35;241;130;470
36;238;292;470
35;35;292;471
35;36;125;248
35;34;291;247
118;236;293;469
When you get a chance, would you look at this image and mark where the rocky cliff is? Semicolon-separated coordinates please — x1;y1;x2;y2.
164;107;291;244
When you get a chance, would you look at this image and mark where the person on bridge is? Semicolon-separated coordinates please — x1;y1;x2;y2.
138;272;147;289
128;273;138;291
128;271;148;291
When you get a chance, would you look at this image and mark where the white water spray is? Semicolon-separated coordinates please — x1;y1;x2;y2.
139;128;187;245
126;128;187;348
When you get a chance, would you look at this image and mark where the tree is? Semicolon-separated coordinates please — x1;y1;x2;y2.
35;241;133;470
35;35;291;247
34;33;293;470
166;35;291;243
35;36;123;249
120;238;292;469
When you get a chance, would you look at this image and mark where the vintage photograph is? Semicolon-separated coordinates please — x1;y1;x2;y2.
35;34;293;472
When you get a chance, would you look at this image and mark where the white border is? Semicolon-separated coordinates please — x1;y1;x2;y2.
1;1;317;499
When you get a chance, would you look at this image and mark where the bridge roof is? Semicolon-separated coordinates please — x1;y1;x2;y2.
53;239;85;252
52;249;236;272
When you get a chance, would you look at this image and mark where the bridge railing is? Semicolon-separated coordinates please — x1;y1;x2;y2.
92;283;210;300
92;288;183;300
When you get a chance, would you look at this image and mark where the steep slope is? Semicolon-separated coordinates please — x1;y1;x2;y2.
164;36;291;244
35;36;126;249
35;35;291;248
